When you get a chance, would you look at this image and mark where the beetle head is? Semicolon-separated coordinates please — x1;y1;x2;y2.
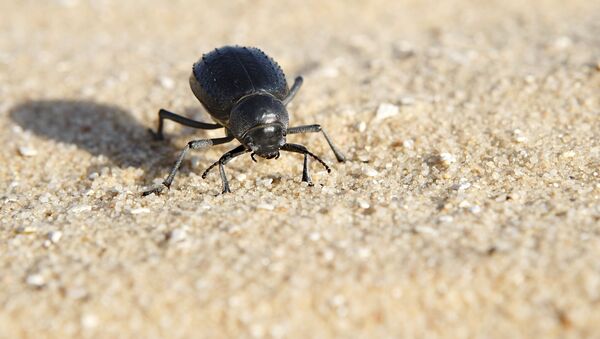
230;93;289;159
243;123;286;159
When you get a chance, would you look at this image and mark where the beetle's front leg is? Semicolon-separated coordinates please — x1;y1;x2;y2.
302;153;313;186
202;145;248;194
143;136;234;196
287;124;346;162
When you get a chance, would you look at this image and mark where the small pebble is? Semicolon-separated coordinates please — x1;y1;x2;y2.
363;166;379;177
159;76;175;89
321;186;336;195
169;228;187;243
440;153;456;165
81;313;99;329
458;200;471;208
257;203;275;211
48;230;62;243
320;66;339;78
357;199;370;209
190;156;201;169
515;135;528;143
513;129;528;143
416;226;438;236
470;205;482;214
403;139;414;149
323;249;335;262
69;205;92;214
309;232;321;241
399;96;415;105
18;146;37;157
374;103;399;121
439;215;454;223
67;287;88;300
130;207;150;214
524;75;535;83
357;153;370;162
12;125;23;134
257;178;273;187
26;274;45;287
357;121;367;133
357;247;371;258
553;36;572;49
452;181;471;191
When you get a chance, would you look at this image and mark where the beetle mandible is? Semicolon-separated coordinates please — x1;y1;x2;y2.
143;45;346;196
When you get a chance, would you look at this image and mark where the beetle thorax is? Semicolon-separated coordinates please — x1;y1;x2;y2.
229;93;289;158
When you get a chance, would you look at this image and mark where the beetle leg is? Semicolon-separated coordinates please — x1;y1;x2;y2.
281;143;331;173
201;145;249;194
218;163;232;194
282;76;304;106
302;153;313;186
143;135;234;196
149;108;222;141
286;124;346;162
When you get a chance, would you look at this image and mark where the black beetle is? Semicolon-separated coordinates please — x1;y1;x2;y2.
143;46;346;196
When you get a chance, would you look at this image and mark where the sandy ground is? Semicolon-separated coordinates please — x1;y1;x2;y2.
1;0;599;338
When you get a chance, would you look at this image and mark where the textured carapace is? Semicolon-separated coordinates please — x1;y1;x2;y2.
189;46;289;125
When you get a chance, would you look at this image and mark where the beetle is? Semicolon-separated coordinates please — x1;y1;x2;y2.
143;45;346;196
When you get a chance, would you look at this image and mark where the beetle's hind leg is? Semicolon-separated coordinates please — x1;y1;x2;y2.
282;76;303;106
143;135;234;196
149;108;222;141
286;124;346;162
202;145;249;194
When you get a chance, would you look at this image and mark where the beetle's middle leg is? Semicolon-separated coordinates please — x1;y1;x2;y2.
143;135;234;196
150;108;222;140
287;124;346;162
301;153;313;186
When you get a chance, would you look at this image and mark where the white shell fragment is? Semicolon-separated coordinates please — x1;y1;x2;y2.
374;103;399;121
18;146;37;157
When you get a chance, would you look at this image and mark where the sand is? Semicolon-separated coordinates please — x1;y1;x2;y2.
1;0;599;338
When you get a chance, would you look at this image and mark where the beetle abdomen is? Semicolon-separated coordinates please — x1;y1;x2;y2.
190;46;289;124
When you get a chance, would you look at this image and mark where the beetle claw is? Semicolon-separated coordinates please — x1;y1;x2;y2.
148;128;164;141
251;153;257;162
142;184;167;196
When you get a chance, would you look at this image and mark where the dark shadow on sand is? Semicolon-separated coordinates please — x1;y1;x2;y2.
9;100;176;169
